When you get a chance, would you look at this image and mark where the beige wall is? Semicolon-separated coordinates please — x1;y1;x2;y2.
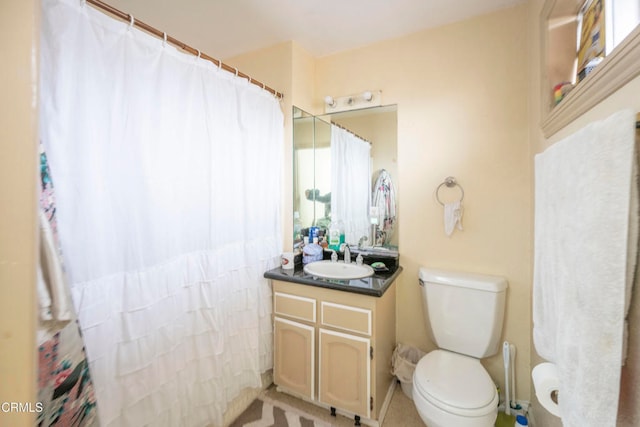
0;1;39;426
290;42;317;116
528;0;640;425
315;4;532;403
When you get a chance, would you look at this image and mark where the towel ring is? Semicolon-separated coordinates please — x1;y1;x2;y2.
436;176;464;206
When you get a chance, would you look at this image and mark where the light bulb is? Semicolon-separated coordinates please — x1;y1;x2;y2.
324;96;336;107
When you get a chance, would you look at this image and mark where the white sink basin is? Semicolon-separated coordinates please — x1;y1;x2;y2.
303;260;374;280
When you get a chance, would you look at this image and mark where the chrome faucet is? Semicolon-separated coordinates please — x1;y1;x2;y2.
343;244;351;264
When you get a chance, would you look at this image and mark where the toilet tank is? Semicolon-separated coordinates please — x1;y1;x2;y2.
418;268;507;358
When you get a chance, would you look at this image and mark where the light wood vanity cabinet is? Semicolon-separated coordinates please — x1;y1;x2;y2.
274;317;315;399
272;280;397;424
273;292;317;399
318;327;371;416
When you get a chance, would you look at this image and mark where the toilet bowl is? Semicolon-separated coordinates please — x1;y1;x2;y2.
412;350;498;427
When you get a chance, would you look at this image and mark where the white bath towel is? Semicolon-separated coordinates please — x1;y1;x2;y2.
533;109;638;427
444;200;463;236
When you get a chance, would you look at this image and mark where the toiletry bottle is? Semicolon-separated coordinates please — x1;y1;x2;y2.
308;226;318;243
328;218;341;251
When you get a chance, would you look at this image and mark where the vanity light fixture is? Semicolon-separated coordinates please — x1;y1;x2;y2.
324;90;382;113
324;95;336;107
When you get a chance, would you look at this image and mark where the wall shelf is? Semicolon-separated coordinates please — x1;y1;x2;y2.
541;0;640;137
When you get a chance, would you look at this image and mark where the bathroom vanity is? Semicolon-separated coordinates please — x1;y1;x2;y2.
264;266;401;426
286;103;400;425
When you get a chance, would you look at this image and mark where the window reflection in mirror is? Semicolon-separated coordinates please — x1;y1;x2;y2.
292;105;398;251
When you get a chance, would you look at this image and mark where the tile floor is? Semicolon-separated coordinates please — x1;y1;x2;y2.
261;384;526;427
262;382;425;427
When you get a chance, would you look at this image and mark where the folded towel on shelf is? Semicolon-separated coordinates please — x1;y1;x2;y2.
533;109;638;426
444;200;463;236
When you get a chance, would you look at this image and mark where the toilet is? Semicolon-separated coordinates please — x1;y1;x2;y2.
412;268;507;427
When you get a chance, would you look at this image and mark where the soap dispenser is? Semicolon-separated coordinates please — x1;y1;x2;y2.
328;217;343;251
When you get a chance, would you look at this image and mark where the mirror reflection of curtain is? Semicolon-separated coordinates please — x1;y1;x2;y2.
330;125;371;244
40;0;282;425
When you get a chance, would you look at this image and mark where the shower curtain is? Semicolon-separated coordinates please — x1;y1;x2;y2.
38;148;99;426
330;125;371;244
40;0;283;426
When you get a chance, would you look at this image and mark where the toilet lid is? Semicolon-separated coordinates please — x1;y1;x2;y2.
414;350;497;414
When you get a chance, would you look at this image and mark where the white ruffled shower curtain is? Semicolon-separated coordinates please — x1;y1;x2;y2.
40;0;283;426
330;125;371;244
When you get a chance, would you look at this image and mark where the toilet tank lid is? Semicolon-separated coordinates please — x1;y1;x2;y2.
419;268;507;292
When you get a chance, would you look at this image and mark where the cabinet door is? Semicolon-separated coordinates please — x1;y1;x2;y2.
274;317;315;400
318;328;370;418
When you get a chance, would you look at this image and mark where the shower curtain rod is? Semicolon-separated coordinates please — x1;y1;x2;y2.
85;0;284;99
331;121;372;145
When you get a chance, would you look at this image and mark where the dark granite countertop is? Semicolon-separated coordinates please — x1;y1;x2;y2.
264;264;402;297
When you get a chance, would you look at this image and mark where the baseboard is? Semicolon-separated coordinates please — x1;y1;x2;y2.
528;406;537;427
377;380;397;426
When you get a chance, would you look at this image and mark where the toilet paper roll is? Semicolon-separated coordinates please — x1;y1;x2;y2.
532;362;561;417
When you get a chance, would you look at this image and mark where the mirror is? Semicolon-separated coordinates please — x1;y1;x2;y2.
293;105;398;250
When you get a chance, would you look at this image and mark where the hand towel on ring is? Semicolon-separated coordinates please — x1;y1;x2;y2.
444;200;463;236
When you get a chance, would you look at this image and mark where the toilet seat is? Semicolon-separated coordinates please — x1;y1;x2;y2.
413;350;498;417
